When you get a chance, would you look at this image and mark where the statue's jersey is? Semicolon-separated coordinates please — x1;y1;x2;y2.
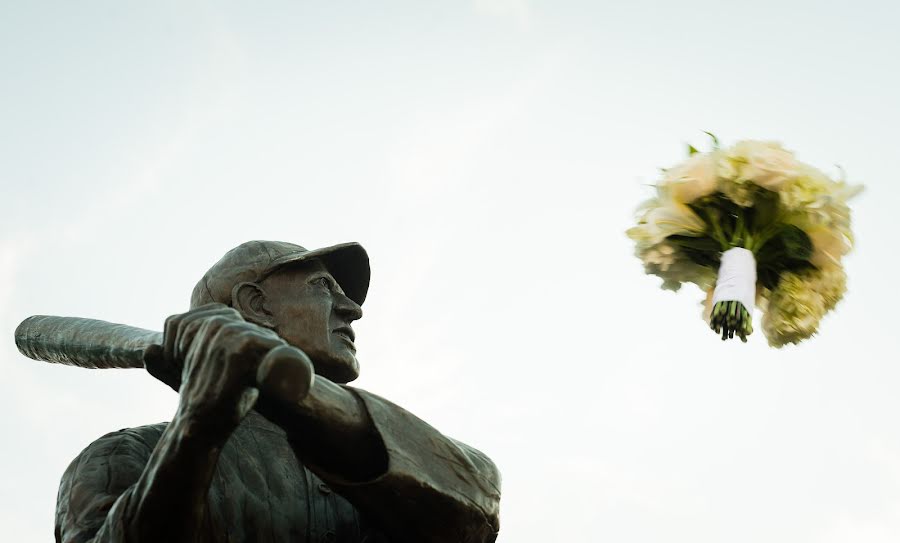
55;390;501;543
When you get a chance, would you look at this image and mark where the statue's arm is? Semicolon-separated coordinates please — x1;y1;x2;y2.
57;306;283;543
55;418;228;543
264;380;501;543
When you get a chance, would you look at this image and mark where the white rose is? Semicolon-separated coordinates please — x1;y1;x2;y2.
659;152;719;204
727;140;799;192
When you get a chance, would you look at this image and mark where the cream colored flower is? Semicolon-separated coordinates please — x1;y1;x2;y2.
716;153;739;181
779;164;835;210
762;272;827;347
659;152;719;204
805;225;851;268
726;140;799;192
785;169;862;246
813;267;847;312
626;200;706;246
636;243;717;292
720;177;756;207
643;243;677;271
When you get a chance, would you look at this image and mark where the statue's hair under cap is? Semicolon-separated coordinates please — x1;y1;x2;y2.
190;240;370;309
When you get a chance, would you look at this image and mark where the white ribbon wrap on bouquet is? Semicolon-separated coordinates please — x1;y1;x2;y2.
712;247;757;317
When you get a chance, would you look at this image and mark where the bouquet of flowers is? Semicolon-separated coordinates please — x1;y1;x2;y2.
627;136;862;346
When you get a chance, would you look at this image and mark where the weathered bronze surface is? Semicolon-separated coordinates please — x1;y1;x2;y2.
19;241;501;543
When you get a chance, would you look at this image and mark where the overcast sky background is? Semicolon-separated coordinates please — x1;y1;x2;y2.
2;1;899;541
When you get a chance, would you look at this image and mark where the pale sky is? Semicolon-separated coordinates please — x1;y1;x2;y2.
1;1;899;541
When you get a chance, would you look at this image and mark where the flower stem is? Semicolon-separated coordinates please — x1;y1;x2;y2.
701;207;729;251
732;212;745;247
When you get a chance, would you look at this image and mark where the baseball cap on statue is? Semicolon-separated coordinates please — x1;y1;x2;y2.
190;240;370;309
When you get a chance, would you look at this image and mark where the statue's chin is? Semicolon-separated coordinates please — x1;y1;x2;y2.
314;356;359;384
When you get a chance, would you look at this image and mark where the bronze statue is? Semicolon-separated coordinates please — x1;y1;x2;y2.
16;241;501;543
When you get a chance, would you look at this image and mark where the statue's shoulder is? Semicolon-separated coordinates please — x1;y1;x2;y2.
84;422;168;454
56;422;171;531
63;422;169;481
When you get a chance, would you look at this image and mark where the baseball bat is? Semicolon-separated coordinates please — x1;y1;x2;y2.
15;315;158;369
14;315;313;403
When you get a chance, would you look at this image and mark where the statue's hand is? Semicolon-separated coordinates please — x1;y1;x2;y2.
153;304;297;440
144;303;316;440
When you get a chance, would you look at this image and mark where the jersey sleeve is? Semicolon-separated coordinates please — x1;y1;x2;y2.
55;426;163;543
321;389;501;543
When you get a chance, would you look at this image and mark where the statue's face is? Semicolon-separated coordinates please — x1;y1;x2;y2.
260;260;362;383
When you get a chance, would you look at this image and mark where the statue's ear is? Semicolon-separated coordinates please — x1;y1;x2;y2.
232;282;276;328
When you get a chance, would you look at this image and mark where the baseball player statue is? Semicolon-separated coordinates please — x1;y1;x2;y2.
17;241;501;543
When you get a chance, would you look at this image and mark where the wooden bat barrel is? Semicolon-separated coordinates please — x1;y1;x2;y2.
14;315;161;369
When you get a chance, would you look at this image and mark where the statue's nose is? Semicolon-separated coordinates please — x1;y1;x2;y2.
334;292;363;322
